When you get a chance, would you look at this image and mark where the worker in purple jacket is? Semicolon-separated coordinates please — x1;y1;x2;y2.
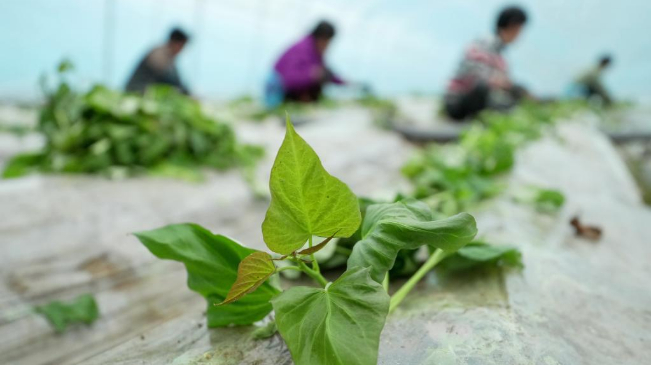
265;21;345;108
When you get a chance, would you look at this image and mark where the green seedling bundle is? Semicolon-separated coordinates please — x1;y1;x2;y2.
3;61;263;180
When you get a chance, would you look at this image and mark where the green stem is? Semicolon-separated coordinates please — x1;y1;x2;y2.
389;248;448;313
334;246;353;256
297;260;328;287
276;265;302;273
309;236;320;272
382;273;389;292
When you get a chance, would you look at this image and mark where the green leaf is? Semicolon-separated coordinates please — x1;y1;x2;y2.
438;241;523;272
134;224;280;327
297;234;337;255
534;188;565;212
218;251;276;306
272;267;389;365
462;127;515;176
35;294;99;333
57;59;74;73
2;153;45;178
514;187;565;214
251;320;278;340
148;162;205;182
347;199;478;283
262;118;361;255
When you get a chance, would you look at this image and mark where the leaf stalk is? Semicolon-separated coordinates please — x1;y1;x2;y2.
276;265;302;273
309;236;320;272
389;248;448;313
296;259;328;287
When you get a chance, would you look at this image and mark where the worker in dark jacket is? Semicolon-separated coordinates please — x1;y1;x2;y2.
574;55;614;106
125;28;190;95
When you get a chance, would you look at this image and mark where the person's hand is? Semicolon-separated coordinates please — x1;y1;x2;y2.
359;83;372;95
490;76;512;90
311;66;327;82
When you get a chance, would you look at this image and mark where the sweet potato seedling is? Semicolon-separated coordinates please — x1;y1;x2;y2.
136;117;478;365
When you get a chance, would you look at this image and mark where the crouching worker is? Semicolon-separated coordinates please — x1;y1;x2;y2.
264;21;346;109
125;28;190;95
444;6;529;121
572;55;614;106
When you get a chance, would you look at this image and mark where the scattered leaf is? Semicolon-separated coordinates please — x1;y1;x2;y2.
272;267;389;365
35;294;99;333
251;320;278;340
513;187;565;213
2;153;45;178
262;118;361;255
534;189;565;212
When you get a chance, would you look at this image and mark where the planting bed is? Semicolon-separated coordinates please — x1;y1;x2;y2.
0;101;649;365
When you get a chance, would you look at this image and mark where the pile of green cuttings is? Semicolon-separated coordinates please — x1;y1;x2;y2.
402;101;586;215
3;65;263;180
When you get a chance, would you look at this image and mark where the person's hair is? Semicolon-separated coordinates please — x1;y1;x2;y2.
311;20;336;40
599;54;613;67
169;27;189;43
496;6;528;33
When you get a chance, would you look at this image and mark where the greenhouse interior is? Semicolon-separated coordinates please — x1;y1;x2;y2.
1;1;650;364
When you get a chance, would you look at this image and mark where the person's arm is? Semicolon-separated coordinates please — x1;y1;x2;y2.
146;49;186;90
170;66;190;95
591;80;613;105
464;46;510;89
327;69;346;85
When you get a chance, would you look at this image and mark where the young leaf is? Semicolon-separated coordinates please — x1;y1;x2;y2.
272;267;389;365
218;251;276;306
262;118;361;255
297;234;337;255
438;241;523;272
35;294;99;333
347;199;478;283
134;224;280;327
251;320;278;340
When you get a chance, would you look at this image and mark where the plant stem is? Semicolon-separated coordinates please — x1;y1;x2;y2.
309;236;320;272
382;273;389;292
276;265;302;273
297;260;328;287
334;246;353;256
389;248;448;313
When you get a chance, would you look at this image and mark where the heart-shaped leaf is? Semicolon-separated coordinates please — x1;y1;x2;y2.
272;267;389;365
347;199;478;283
218;251;276;305
262;118;361;255
135;224;280;327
